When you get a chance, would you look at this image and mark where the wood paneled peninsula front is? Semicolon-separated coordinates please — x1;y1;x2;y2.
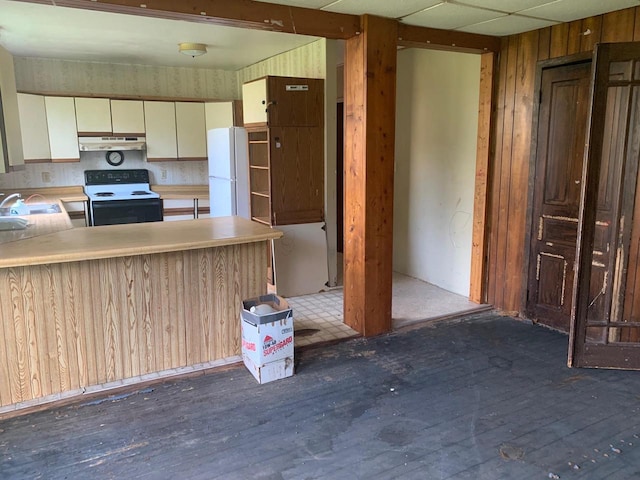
0;217;281;414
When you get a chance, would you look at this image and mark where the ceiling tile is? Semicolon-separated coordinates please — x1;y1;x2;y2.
452;0;558;14
520;0;640;22
323;0;443;18
401;3;506;30
0;0;317;70
457;14;558;36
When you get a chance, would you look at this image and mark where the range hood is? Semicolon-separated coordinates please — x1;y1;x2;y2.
79;136;146;151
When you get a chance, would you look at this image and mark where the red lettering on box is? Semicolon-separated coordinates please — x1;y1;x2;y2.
263;335;293;357
242;339;256;351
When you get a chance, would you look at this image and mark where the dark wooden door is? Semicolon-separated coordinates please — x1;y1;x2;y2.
526;61;591;331
570;42;640;369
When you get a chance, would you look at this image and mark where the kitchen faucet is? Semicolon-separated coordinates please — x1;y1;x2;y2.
0;193;21;208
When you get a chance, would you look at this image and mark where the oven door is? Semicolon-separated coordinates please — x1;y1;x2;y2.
90;198;163;226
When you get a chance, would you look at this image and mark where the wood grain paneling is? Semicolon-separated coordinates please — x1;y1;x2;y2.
567;20;583;56
581;16;603;52
0;242;268;409
487;6;640;314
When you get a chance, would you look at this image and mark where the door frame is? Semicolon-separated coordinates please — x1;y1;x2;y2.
521;52;593;322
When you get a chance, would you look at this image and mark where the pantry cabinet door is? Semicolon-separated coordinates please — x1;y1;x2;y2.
242;78;268;126
17;93;50;162
44;96;79;162
143;101;177;161
111;100;145;136
75;97;111;135
175;102;206;160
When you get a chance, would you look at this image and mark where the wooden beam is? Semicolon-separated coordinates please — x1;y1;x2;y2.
14;1;500;53
397;24;501;53
343;15;396;337
469;51;495;304
14;0;361;39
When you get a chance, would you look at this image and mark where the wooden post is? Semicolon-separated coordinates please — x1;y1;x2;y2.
344;15;397;336
469;52;495;304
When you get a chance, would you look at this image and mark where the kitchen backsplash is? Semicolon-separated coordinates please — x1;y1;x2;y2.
0;152;208;189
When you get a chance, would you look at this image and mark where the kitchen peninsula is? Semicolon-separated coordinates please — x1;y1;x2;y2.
0;215;281;414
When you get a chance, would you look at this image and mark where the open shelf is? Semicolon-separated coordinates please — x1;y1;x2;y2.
251;191;270;198
251;216;271;226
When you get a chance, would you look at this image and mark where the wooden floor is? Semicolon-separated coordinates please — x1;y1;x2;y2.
2;313;640;479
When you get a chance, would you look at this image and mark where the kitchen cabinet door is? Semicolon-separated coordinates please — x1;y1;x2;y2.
111;100;145;136
75;97;112;135
242;78;268;126
17;93;50;162
266;77;324;127
143;101;177;161
204;101;234;130
45;96;79;162
0;46;24;172
175;102;206;161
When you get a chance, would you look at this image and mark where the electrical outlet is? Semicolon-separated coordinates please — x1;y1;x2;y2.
161;169;167;180
41;171;51;183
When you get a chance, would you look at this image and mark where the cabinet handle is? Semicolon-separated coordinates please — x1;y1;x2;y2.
264;100;277;113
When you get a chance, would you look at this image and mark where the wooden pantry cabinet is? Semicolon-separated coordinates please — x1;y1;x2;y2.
247;126;324;226
243;76;324;227
242;76;323;128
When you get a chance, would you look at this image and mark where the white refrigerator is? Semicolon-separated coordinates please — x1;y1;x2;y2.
207;127;250;219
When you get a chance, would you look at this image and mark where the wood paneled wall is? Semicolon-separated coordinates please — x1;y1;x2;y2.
0;243;267;409
487;6;640;313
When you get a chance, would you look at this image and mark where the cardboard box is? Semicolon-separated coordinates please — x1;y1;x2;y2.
242;353;293;384
241;294;294;383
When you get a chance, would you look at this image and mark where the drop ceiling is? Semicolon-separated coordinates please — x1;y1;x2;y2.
0;0;639;70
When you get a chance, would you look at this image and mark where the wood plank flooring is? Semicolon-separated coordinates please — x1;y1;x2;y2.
2;313;640;479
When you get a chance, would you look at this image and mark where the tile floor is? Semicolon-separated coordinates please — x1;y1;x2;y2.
287;272;492;347
288;288;358;347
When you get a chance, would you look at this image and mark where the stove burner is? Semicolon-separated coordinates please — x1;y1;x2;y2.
95;192;114;197
131;191;151;195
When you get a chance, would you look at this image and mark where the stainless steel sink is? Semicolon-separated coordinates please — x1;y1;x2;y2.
0;203;62;216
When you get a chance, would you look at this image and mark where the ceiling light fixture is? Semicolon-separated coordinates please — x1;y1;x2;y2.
178;42;207;57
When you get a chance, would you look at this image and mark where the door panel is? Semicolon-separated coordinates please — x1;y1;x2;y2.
527;61;591;331
570;43;640;369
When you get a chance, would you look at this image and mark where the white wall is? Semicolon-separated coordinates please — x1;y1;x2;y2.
393;48;480;297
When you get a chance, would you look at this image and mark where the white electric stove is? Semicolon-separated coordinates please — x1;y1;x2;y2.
84;169;163;226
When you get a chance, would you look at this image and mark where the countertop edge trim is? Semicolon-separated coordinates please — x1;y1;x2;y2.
0;231;283;269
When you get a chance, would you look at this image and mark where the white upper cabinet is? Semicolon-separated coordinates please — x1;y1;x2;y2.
204;101;234;131
111;100;145;136
75;97;111;135
242;78;268;125
17;93;50;162
175;102;206;160
45;96;79;162
143;101;177;161
0;46;24;171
